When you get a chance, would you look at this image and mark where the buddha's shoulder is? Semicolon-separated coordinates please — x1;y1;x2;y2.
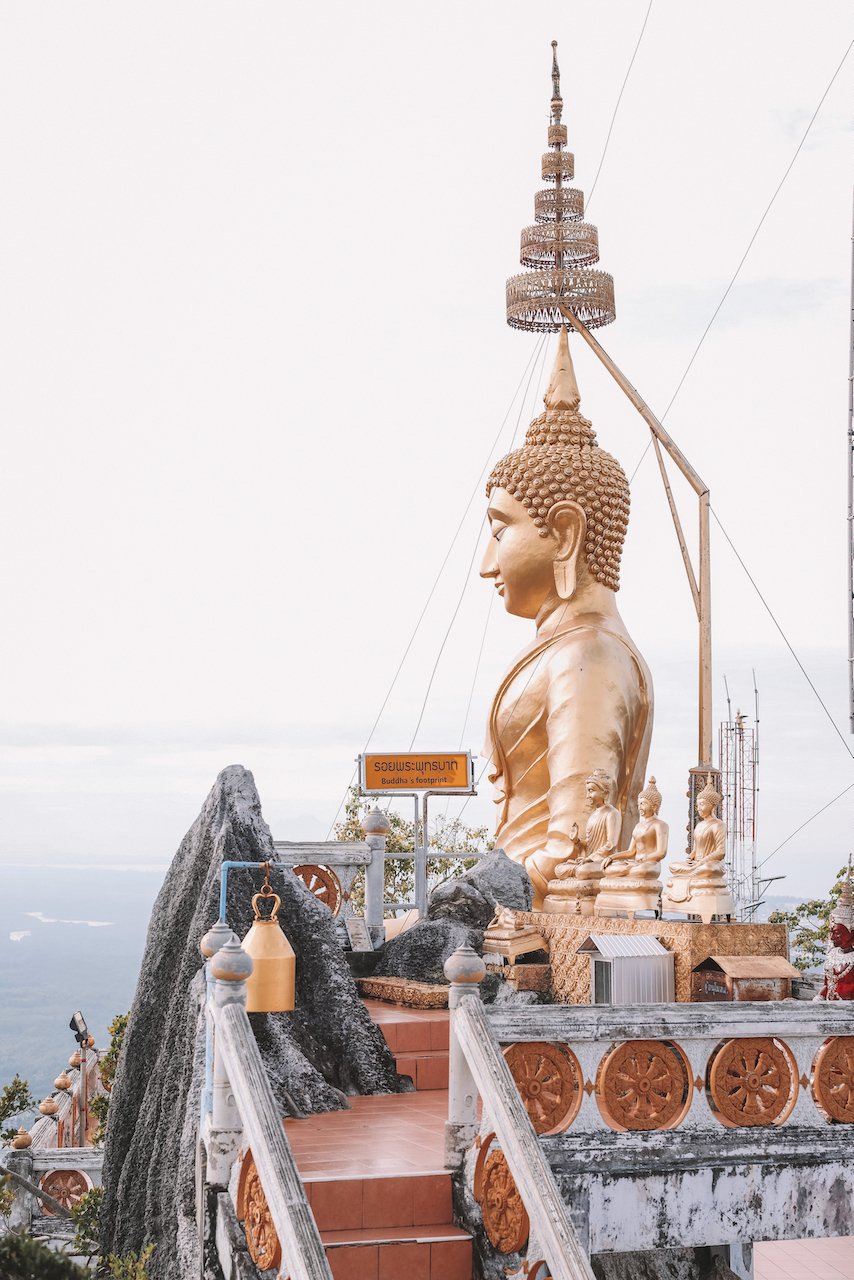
544;623;645;670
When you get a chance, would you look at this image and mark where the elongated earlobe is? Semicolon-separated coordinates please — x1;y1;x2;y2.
553;559;576;601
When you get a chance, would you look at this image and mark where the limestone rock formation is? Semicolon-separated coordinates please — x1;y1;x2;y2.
374;919;482;985
100;765;403;1280
427;848;533;928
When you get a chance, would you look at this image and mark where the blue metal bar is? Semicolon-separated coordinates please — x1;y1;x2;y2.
219;859;269;922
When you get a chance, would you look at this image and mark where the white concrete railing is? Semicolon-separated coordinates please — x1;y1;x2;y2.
205;938;333;1280
444;952;854;1265
443;946;595;1280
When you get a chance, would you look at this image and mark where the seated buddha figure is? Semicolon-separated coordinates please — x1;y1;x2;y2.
595;776;668;916
480;328;653;909
542;769;620;915
661;774;735;923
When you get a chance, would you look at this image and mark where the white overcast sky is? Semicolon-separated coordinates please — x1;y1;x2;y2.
1;2;852;898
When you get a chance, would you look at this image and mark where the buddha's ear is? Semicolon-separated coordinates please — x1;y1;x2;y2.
547;501;587;600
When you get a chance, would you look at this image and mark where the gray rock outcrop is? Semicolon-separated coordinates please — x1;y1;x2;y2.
427;849;532;928
100;765;403;1280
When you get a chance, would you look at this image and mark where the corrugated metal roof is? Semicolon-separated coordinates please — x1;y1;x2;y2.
577;934;670;958
696;955;800;979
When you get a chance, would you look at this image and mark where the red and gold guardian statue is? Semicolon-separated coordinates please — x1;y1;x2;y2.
815;867;854;1002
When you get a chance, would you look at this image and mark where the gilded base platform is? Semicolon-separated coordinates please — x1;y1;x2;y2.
661;888;736;924
512;912;789;1003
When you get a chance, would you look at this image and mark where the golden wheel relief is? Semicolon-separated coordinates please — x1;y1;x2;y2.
596;1039;692;1132
39;1169;89;1215
474;1133;530;1255
503;1040;582;1134
707;1037;797;1128
292;864;342;916
812;1036;854;1124
237;1151;282;1273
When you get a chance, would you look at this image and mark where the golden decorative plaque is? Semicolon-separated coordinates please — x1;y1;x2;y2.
360;752;473;794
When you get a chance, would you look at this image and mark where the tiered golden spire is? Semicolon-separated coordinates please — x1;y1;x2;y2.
506;41;616;332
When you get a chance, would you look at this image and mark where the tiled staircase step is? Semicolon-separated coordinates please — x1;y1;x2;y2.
306;1171;452;1231
394;1049;449;1091
321;1225;472;1280
379;1018;449;1054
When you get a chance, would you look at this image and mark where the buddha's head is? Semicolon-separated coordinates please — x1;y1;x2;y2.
481;327;630;619
586;769;613;809
696;774;722;821
637;776;662;820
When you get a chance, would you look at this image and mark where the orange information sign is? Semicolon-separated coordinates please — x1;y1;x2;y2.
360;752;473;794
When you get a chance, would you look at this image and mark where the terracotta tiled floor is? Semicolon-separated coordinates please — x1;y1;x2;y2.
285;1091;449;1178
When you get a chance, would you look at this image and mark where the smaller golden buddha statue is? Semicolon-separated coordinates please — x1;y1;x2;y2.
594;777;668;917
542;770;620;915
661;774;735;923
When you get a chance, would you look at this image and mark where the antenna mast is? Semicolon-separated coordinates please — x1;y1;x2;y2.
848;186;854;731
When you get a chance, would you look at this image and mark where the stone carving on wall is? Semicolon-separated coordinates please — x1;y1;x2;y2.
237;1152;282;1273
474;1134;530;1254
480;328;652;909
811;1036;854;1124
595;1039;691;1132
707;1037;797;1128
39;1169;89;1215
292;864;343;915
503;1041;582;1134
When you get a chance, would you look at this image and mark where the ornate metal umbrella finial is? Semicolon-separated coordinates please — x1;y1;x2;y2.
506;42;616;332
551;40;562;123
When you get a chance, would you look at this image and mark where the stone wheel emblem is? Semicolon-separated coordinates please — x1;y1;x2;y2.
596;1039;692;1131
503;1040;582;1134
708;1037;797;1127
812;1036;854;1124
237;1152;282;1273
39;1170;89;1216
474;1133;530;1254
293;864;342;915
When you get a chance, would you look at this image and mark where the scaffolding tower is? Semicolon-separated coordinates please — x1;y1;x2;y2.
719;683;760;919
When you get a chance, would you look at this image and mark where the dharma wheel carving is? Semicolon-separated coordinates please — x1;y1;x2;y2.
596;1039;692;1132
503;1040;582;1134
39;1169;89;1215
237;1152;282;1273
292;864;342;915
474;1133;530;1254
708;1037;797;1128
812;1036;854;1124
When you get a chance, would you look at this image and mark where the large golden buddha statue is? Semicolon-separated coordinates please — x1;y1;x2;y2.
481;329;653;908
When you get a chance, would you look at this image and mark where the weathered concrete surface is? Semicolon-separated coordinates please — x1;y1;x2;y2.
100;765;403;1280
428;849;532;928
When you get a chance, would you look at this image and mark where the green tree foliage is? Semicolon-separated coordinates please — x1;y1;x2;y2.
72;1188;153;1279
768;863;849;971
97;1015;129;1094
71;1185;103;1261
335;786;494;913
0;1232;89;1278
0;1074;37;1143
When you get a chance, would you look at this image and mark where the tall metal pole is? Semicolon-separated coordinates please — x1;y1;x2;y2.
847;186;854;732
558;303;714;766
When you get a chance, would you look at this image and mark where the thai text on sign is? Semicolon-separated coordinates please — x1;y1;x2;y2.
360;752;473;793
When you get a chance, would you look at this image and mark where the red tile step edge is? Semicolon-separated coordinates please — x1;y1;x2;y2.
394;1050;449;1091
322;1229;472;1280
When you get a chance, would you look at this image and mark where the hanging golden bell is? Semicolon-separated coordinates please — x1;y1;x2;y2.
241;888;295;1013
